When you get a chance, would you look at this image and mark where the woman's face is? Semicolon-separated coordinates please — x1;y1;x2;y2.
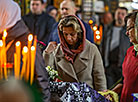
63;26;78;46
126;18;137;43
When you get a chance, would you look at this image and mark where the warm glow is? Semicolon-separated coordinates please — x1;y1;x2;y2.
89;20;93;25
31;46;35;51
23;46;28;53
93;26;97;31
3;29;7;38
16;41;21;47
28;34;33;41
96;30;100;35
96;35;100;40
0;40;3;47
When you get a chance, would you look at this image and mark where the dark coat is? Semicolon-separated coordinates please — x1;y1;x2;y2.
5;20;50;102
22;12;56;46
102;22;131;88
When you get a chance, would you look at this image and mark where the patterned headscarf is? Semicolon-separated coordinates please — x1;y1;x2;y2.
58;15;86;63
0;0;21;33
133;12;138;52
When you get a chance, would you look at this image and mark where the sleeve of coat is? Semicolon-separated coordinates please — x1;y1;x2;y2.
92;44;107;91
35;46;51;102
43;50;55;68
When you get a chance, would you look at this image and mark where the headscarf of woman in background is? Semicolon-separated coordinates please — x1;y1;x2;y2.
0;0;29;42
133;12;138;52
0;0;21;33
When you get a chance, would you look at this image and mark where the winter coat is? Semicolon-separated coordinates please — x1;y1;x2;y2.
44;40;106;91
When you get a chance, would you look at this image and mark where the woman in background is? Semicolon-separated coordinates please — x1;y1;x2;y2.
112;11;138;102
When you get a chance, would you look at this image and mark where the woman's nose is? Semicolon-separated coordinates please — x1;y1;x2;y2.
67;35;72;40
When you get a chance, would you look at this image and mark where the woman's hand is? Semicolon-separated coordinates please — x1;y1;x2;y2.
45;41;57;53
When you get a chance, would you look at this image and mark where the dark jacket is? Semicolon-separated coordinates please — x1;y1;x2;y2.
104;24;131;68
22;12;56;46
49;20;94;43
5;20;50;102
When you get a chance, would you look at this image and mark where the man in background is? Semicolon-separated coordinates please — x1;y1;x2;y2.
22;0;56;50
99;12;113;64
103;7;131;88
49;0;94;44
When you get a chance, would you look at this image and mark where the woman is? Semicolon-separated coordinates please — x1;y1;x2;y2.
44;15;107;91
112;12;138;102
0;0;50;101
46;5;58;20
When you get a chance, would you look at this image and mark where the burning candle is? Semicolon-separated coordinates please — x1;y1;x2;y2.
15;41;21;79
30;46;36;85
26;34;33;81
0;40;3;79
2;29;7;79
20;46;28;79
14;53;17;78
33;35;37;47
99;25;103;39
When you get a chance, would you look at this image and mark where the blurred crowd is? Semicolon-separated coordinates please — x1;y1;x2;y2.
0;0;138;102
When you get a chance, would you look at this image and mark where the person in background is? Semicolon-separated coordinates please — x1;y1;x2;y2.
99;12;113;62
0;0;50;101
46;5;58;21
49;0;94;45
43;15;107;91
103;7;131;88
112;11;138;102
22;0;56;50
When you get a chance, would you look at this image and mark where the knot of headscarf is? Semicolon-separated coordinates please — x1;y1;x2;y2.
133;12;138;53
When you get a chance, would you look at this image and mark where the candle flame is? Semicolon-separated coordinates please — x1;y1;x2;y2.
93;26;97;31
31;46;35;51
23;46;28;53
0;40;3;47
96;35;100;40
89;20;93;25
28;34;33;41
16;41;21;47
3;29;7;38
96;30;100;35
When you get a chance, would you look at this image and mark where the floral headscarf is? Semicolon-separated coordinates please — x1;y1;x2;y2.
58;15;86;63
133;12;138;52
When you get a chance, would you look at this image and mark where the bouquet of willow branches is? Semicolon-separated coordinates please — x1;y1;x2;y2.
46;66;62;82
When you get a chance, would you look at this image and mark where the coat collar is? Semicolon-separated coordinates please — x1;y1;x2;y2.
55;40;90;81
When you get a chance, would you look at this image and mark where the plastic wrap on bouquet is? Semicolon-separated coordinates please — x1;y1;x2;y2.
50;81;110;102
132;93;138;102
